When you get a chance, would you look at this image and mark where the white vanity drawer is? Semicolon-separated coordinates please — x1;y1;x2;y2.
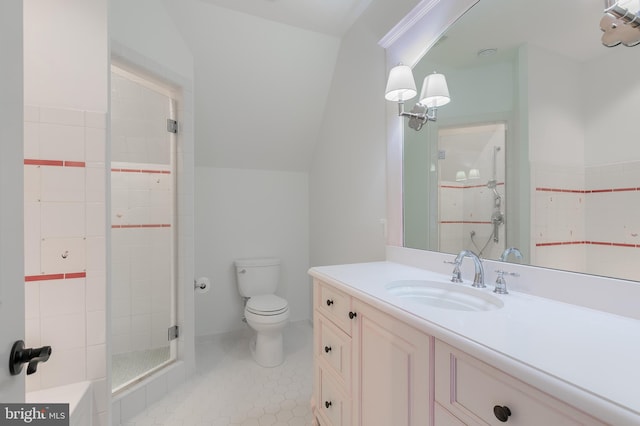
434;340;606;426
435;402;465;426
316;365;351;426
317;314;351;389
315;279;353;335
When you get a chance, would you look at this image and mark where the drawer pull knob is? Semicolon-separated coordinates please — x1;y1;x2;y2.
349;311;357;319
325;401;332;409
326;299;334;306
324;346;332;353
493;405;511;422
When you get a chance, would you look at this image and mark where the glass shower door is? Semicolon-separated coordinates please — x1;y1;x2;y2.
110;65;177;393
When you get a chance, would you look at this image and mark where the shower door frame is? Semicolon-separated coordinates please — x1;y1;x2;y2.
109;64;179;395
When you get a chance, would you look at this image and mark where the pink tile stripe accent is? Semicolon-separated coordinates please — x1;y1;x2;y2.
24;159;86;167
536;187;640;193
441;221;492;225
25;271;87;282
441;182;505;190
536;241;640;248
111;168;171;174
112;224;171;229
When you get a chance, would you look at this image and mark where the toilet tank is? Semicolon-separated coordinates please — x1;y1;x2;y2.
235;257;281;297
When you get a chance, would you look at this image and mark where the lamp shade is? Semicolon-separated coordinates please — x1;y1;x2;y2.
385;65;417;102
468;168;480;179
419;72;450;108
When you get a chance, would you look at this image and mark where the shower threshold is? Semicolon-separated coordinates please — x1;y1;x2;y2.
112;346;172;394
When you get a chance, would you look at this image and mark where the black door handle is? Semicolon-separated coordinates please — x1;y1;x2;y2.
9;340;52;375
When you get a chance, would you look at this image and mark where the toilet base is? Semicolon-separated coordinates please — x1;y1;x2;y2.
250;331;284;367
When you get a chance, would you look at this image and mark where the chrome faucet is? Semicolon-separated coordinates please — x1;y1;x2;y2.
495;247;522;294
452;250;485;288
499;247;523;262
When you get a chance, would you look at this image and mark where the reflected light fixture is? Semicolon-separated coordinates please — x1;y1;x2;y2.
385;64;450;131
468;168;481;180
455;171;467;182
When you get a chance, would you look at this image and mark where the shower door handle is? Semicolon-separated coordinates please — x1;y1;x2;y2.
9;340;52;375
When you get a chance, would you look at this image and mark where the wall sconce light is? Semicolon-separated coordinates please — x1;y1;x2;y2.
384;64;450;131
455;171;467;182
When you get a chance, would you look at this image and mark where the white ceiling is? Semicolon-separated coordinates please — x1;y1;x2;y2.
199;0;373;36
424;0;612;69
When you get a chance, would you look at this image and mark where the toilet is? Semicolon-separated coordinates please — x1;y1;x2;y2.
235;257;289;367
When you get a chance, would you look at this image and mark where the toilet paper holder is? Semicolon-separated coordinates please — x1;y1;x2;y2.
194;277;210;293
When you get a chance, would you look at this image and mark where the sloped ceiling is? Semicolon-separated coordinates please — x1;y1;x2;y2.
198;0;374;37
163;0;344;171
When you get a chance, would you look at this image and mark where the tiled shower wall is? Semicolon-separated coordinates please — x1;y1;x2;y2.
439;181;506;260
533;161;640;281
111;162;173;355
110;68;175;357
23;105;108;420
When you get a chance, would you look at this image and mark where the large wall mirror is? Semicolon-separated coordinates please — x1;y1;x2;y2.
399;0;640;282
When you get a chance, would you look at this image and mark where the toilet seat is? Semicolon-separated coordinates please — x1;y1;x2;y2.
246;294;288;316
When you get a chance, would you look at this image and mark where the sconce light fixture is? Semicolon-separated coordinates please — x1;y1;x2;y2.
601;0;640;47
385;64;450;131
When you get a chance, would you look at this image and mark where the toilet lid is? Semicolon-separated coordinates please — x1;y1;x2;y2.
246;295;288;315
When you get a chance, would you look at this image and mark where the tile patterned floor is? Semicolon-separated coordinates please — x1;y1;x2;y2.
124;321;314;426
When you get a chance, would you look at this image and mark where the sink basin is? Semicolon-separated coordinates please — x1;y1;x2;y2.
385;280;504;312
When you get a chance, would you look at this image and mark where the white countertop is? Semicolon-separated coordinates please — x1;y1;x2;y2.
309;261;640;425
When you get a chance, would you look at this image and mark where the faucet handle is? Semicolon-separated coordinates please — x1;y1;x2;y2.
495;269;520;278
494;270;519;295
444;260;463;282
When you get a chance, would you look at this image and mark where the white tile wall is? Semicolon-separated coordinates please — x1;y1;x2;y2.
23;105;108;423
438;180;505;259
111;226;173;355
532;161;640;280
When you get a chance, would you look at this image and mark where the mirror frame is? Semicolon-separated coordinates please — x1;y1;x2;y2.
380;0;480;247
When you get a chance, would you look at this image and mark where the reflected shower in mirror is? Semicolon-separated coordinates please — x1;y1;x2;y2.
402;0;640;282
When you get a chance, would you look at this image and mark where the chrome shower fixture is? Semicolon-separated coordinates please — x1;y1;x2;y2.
601;0;640;47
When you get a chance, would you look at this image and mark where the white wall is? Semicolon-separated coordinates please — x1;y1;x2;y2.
527;44;584;168
110;0;193;80
164;0;341;172
194;167;309;336
527;43;640;280
583;45;640;165
158;0;342;336
23;1;109;424
0;0;25;403
309;18;389;267
24;0;108;111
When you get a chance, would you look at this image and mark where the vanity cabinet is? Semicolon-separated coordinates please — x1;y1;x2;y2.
313;279;430;426
434;340;606;426
313;278;611;426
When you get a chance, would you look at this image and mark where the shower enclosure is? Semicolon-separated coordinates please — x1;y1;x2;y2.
110;65;178;393
438;122;507;259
